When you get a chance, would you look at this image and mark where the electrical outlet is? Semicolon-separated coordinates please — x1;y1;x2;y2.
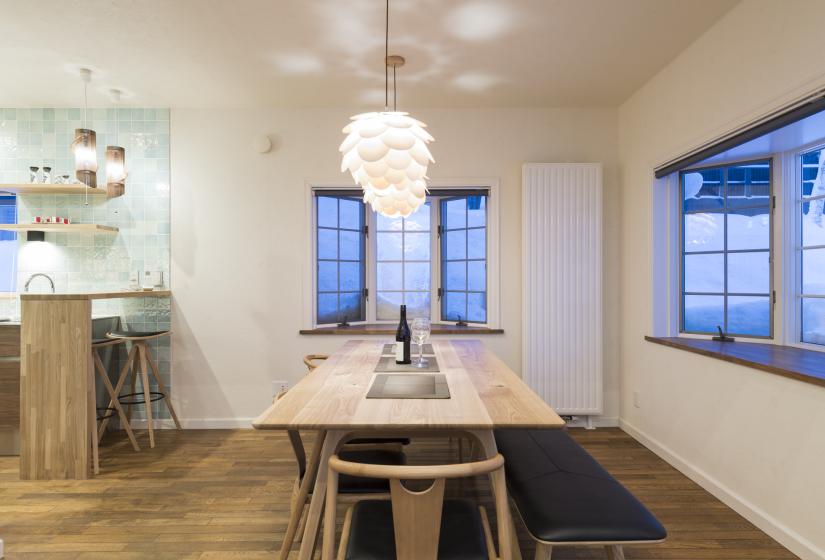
633;391;641;408
272;380;289;397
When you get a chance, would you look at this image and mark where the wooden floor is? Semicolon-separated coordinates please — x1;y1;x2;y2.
0;428;797;559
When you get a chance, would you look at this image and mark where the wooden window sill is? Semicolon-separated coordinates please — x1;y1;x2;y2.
300;323;504;335
645;336;825;389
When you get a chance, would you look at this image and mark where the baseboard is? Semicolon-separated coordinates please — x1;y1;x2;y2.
620;419;825;560
128;418;256;429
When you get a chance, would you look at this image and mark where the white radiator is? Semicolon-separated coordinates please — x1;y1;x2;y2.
522;163;603;416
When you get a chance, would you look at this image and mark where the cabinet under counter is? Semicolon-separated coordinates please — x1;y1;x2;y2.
0;323;20;455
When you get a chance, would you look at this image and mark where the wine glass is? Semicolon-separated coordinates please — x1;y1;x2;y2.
411;318;431;368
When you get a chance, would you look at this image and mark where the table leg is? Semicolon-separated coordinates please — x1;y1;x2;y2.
279;430;325;560
468;429;521;560
298;429;347;560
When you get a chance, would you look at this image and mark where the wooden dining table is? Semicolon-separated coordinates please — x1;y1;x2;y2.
253;338;565;560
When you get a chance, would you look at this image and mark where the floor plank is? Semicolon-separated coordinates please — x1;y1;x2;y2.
0;428;797;559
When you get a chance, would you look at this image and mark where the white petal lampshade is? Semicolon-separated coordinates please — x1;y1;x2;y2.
340;111;434;218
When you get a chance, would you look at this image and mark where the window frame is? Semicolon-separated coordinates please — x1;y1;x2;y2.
678;158;775;339
306;181;500;330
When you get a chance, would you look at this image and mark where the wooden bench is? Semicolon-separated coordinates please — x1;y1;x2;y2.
495;429;666;559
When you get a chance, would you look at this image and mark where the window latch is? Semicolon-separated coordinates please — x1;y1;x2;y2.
363;288;369;299
437;287;443;300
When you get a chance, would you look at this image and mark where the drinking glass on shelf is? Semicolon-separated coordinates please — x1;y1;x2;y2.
411;318;431;368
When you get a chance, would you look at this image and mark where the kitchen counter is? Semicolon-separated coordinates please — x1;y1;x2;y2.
20;289;171;301
19;290;172;480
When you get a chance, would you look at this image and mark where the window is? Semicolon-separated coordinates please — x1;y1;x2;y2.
315;194;367;325
0;196;16;292
680;161;772;337
800;147;825;344
441;196;487;323
313;189;491;326
375;203;432;320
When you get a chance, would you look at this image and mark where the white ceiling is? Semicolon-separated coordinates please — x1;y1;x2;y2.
0;0;737;109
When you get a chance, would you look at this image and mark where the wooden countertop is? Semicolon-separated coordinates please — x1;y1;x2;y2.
20;290;171;301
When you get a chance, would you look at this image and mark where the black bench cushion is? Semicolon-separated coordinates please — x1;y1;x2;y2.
344;498;489;560
313;449;405;494
495;429;667;543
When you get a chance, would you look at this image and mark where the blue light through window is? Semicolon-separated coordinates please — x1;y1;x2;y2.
0;196;16;292
800;148;825;345
441;195;487;324
680;161;771;337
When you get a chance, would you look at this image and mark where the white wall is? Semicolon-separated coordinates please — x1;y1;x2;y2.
618;1;825;558
170;107;619;426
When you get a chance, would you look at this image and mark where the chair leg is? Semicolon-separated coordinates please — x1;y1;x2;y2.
98;344;138;438
88;352;99;475
93;349;140;451
534;543;552;560
605;545;625;560
126;347;139;423
144;344;182;429
137;343;155;448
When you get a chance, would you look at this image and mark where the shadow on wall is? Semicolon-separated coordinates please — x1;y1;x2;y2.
171;298;235;424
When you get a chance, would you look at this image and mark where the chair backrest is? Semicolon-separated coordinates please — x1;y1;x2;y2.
303;354;328;372
325;453;509;560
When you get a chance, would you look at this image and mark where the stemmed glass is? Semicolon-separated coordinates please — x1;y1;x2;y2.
411;318;431;368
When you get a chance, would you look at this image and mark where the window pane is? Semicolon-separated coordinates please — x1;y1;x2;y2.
377;232;402;260
377;212;403;231
339;261;362;291
318;261;337;291
445;198;467;229
727;296;770;337
467;292;486;323
467;196;486;228
684;253;723;293
468;228;486;259
802;200;825;247
339;230;361;260
377;262;402;291
443;291;467;321
802;247;825;295
405;205;430;231
405;232;430;260
376;291;402;321
683;295;724;333
317;293;339;324
318;196;338;228
339;292;363;323
802;297;825;344
404;292;430;319
684;212;724;252
726;163;770;209
445;230;466;260
446;261;467;290
683;169;723;213
0;197;16;292
802;149;823;198
318;228;338;259
727;251;769;294
726;210;769;251
404;261;430;291
339;198;362;230
468;260;486;291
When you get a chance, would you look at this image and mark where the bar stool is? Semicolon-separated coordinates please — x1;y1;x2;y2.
90;338;141;474
105;330;181;448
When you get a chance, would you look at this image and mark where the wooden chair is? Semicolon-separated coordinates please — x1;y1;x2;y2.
275;392;407;560
322;452;512;560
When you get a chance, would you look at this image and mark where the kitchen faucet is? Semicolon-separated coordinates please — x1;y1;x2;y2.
24;273;55;293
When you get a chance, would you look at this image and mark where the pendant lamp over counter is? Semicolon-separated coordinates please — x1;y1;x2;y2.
339;0;434;218
105;89;127;198
72;68;98;189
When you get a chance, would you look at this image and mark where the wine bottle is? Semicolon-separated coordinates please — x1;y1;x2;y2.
395;304;411;364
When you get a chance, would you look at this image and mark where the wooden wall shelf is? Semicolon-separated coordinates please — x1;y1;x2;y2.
0;224;118;234
0;183;107;196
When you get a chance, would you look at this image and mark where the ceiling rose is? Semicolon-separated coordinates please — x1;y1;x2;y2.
339;1;434;218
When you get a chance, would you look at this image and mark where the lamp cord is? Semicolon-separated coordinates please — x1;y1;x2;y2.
393;65;397;111
384;0;389;111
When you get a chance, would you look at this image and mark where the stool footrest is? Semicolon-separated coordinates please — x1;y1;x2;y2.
96;407;118;421
118;391;166;405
